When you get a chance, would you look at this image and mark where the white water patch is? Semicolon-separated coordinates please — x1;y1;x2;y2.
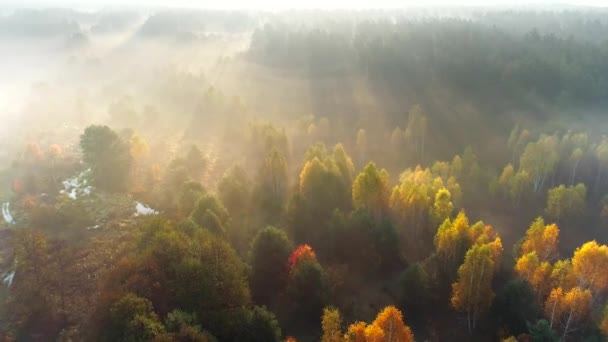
135;202;157;216
2;271;14;287
2;202;14;224
61;169;93;200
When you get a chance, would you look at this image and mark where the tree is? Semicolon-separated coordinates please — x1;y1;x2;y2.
451;241;502;333
332;144;356;186
404;105;427;162
519;135;559;193
249;227;293;304
369;306;414;342
190;193;230;235
352;162;390;218
105;293;165;342
398;263;433;322
514;252;552;297
527;319;558;342
434;211;470;267
430;187;453;226
595;136;608;191
218;165;251;217
571;241;608;291
493;279;540;336
286;257;329;320
545;184;586;222
544;287;592;340
255;148;288;222
322;307;343;342
520;217;559;262
185;145;207;180
80;125;132;192
344;321;366;342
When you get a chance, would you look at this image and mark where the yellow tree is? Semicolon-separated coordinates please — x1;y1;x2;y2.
322;307;343;342
344;322;366;342
550;259;577;290
369;306;414;342
451;241;501;333
514;252;552;297
434;211;470;266
544;287;592;340
571;241;608;291
352;162;390;218
430;187;453;227
364;325;384;342
520;217;559;261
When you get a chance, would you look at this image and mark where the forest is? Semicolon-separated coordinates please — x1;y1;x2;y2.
2;3;608;342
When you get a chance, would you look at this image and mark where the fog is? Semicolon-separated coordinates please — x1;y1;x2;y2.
3;3;608;342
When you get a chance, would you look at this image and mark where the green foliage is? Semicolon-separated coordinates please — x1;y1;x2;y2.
190;193;230;234
528;319;558;342
546;183;586;221
493;279;540;336
218;165;250;217
286;258;329;320
80;125;132;192
249;226;293;304
106;293;165;342
398;263;434;323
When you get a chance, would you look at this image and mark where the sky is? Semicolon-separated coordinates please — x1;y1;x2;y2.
3;0;608;10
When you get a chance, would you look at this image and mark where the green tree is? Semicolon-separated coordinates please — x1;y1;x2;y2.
545;184;586;222
493;279;540;336
190;193;230;235
528;319;558;342
105;293;165;342
218;165;251;217
249;227;293;304
80;125;132;192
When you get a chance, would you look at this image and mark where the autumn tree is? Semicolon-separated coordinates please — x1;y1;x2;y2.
339;306;414;342
352;162;390;218
80;125;132;192
344;321;366;342
451;239;502;333
519;217;559;262
571;241;608;292
434;211;470;268
286;245;329;320
544;287;592;340
369;306;414;342
430;187;454;227
514;252;552;298
322;307;343;342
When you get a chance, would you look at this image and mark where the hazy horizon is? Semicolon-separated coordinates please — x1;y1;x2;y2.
2;0;608;11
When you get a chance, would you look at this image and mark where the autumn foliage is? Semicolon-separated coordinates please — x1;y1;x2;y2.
288;244;317;272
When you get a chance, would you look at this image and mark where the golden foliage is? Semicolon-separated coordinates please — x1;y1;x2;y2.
572;241;608;291
520;217;559;261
